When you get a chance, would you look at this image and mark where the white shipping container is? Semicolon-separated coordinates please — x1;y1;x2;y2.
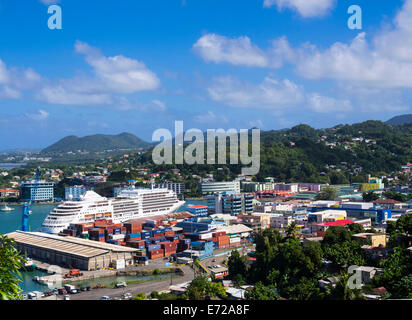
230;237;241;243
200;233;213;240
111;234;125;240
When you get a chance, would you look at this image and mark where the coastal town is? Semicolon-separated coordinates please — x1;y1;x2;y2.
2;0;412;310
1;154;411;300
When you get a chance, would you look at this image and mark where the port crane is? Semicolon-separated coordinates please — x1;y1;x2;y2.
21;167;40;232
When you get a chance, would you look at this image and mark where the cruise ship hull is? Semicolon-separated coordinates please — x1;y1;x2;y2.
41;188;186;234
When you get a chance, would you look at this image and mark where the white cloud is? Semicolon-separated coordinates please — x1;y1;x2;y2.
0;60;10;84
0;59;42;100
208;76;305;109
151;99;167;111
38;86;112;106
307;93;353;113
194;110;228;124
37;41;160;106
193;34;268;67
26;109;49;121
193;34;297;68
208;75;358;114
196;0;412;91
263;0;336;18
283;0;412;88
0;86;21;99
74;41;160;94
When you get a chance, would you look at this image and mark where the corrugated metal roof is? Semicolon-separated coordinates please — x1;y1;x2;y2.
6;231;136;258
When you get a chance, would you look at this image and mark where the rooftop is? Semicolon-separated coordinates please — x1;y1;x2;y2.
7;231;137;258
318;219;354;227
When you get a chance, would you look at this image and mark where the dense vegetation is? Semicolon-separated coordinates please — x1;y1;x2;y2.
0;234;25;300
134;121;412;185
228;216;412;300
41;132;152;154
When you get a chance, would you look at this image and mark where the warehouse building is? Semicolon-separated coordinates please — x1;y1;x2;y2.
6;231;137;271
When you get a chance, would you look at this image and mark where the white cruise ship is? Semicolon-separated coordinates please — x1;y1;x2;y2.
41;187;185;234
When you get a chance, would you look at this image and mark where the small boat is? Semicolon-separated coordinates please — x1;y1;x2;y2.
0;204;14;212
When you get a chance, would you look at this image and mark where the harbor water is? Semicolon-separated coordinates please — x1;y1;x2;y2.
0;199;205;293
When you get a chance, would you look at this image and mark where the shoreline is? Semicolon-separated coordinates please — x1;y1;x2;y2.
0;202;62;206
33;265;184;286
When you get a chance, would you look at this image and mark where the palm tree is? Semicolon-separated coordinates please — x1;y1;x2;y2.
286;222;299;239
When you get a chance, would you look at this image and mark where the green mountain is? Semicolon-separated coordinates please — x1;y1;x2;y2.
139;120;412;184
386;114;412;126
41;132;152;154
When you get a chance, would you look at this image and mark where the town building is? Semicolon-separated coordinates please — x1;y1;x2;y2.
0;188;20;198
352;233;387;248
153;181;185;196
20;180;54;202
206;191;254;216
83;175;106;185
238;213;270;233
64;186;91;201
199;181;240;195
186;205;208;217
7;231;137;271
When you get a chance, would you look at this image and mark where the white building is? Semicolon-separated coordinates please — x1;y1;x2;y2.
199;181;240;195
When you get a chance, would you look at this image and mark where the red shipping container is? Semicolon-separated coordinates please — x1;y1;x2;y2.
153;233;165;238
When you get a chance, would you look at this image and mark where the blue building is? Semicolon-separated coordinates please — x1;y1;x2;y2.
186;205;208;217
207;191;254;216
176;218;224;233
20;181;54;202
310;206;392;224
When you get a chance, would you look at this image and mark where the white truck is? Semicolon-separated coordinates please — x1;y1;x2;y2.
28;291;43;300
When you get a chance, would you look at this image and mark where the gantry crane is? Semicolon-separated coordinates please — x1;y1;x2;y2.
22;167;40;231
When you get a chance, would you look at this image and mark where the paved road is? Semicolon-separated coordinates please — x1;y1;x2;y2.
69;265;195;300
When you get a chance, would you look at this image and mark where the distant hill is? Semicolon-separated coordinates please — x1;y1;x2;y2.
41;132;153;154
386;114;412;125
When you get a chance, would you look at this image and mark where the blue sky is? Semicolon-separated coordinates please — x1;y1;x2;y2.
0;0;410;149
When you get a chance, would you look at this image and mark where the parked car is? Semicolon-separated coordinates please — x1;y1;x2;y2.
80;287;87;291
63;295;70;300
121;292;132;300
114;282;127;288
69;289;80;294
27;292;37;300
101;296;112;300
86;286;92;291
58;288;67;295
212;259;217;262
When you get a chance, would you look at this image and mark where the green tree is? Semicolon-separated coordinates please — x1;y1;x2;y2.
362;191;379;202
0;234;25;300
184;276;227;300
348;223;365;234
383;192;407;202
329;171;349;185
286;222;299;239
328;273;365;300
228;250;249;284
316;187;337;200
245;282;280;300
133;292;146;300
